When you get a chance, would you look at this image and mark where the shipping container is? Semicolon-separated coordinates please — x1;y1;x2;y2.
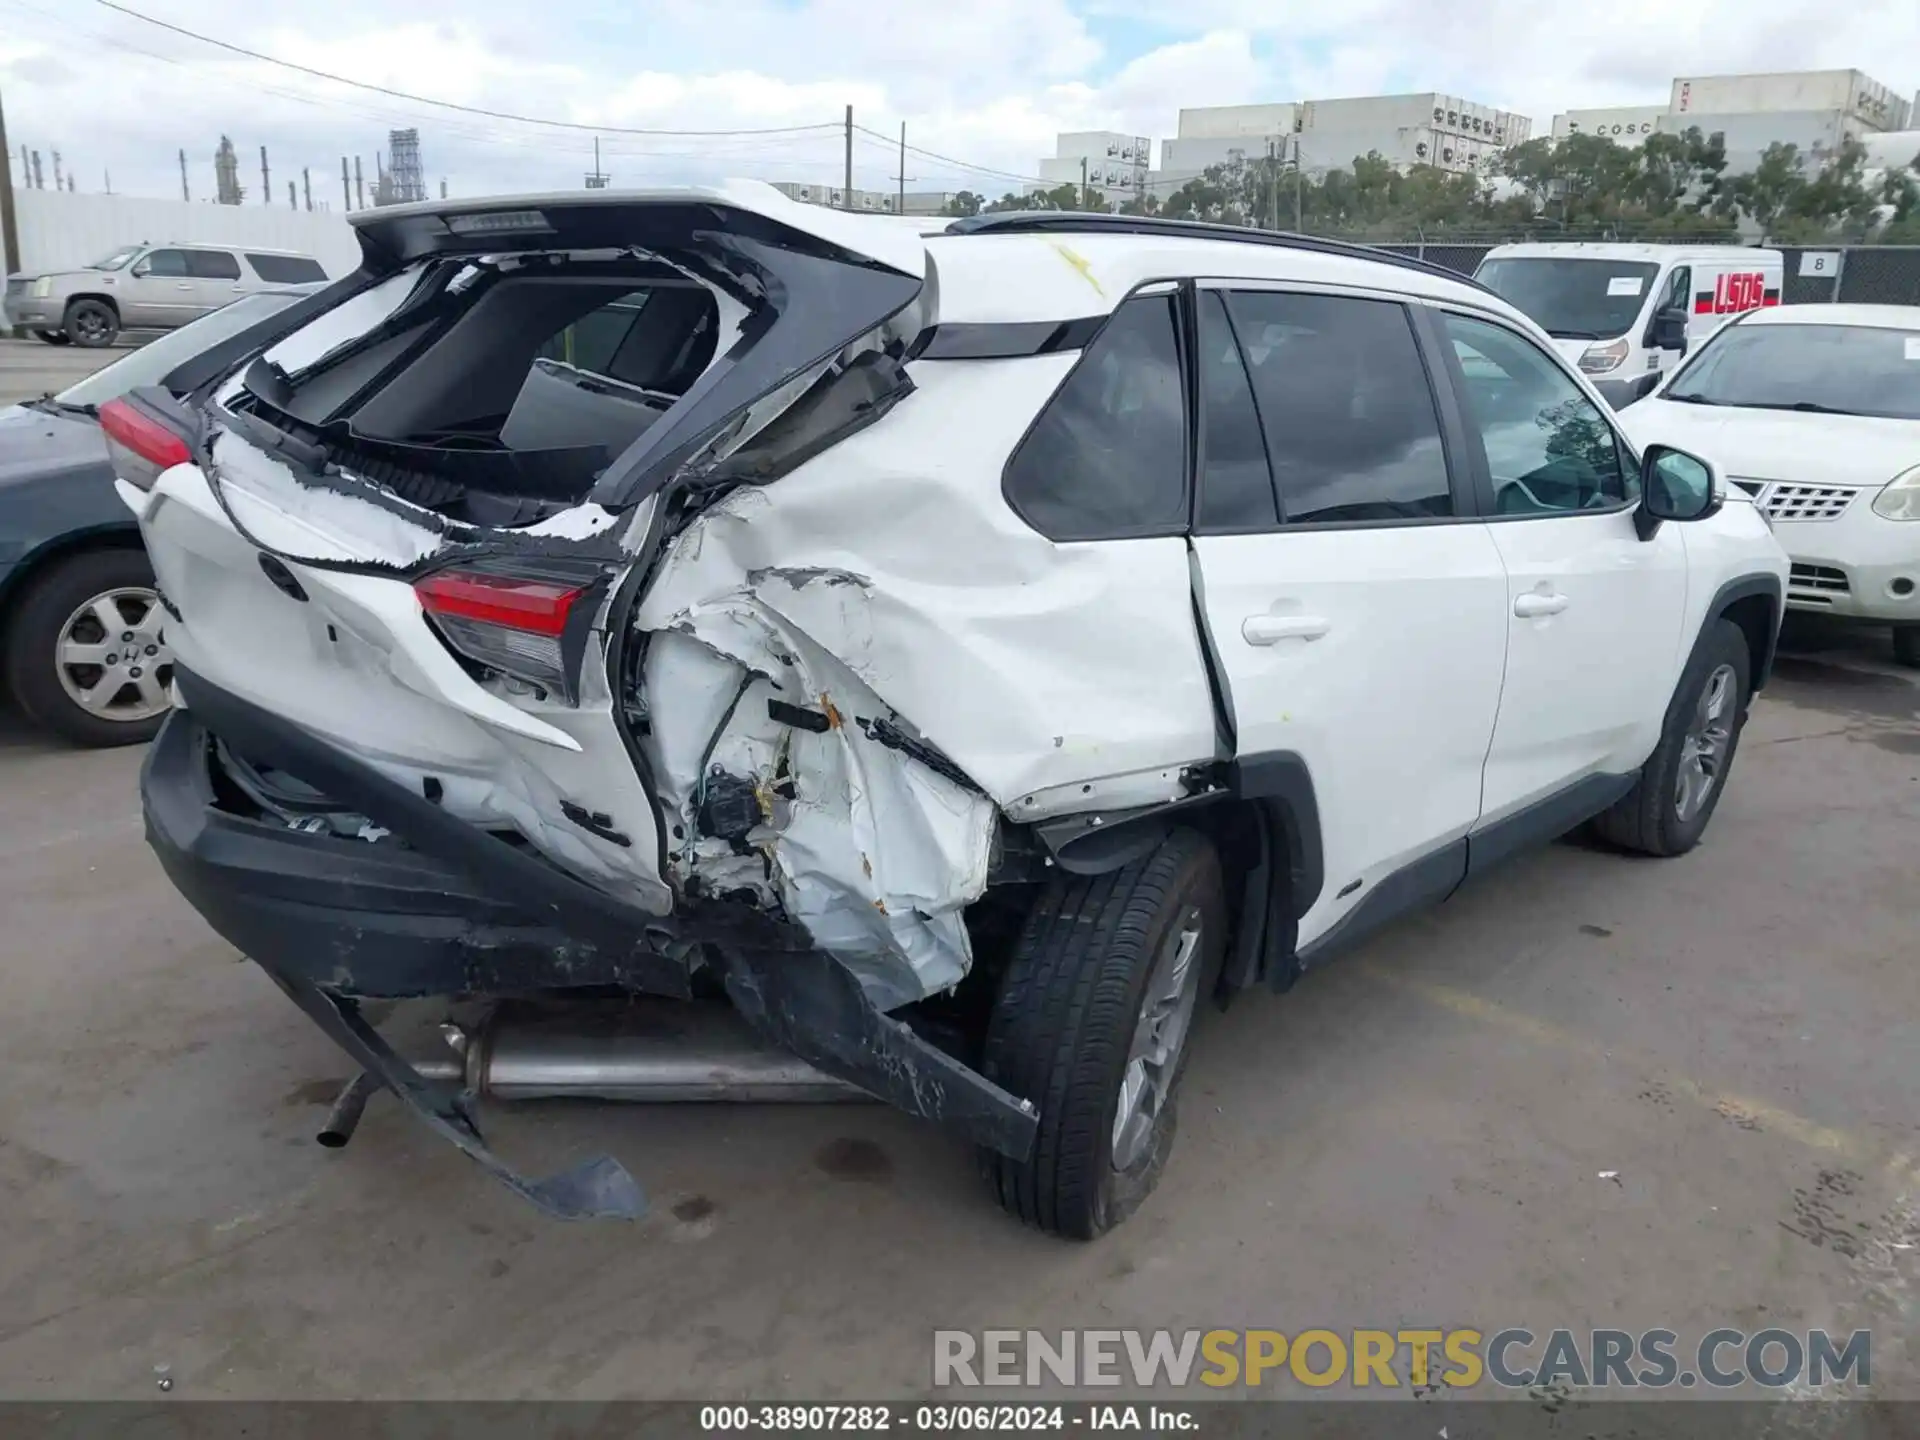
1657;110;1855;168
1670;71;1909;130
1552;106;1667;143
1174;104;1299;140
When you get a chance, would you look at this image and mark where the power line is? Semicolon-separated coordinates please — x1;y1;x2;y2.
91;0;844;138
853;124;1046;187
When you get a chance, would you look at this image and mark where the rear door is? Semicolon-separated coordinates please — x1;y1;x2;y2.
1433;307;1687;822
183;248;246;316
1187;282;1509;953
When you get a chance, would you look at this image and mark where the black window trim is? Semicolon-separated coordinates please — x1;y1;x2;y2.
1189;284;1283;536
1188;283;1478;535
1422;301;1642;523
998;279;1194;544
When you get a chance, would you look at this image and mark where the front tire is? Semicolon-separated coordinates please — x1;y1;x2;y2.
981;828;1226;1239
1593;618;1752;857
63;298;119;348
3;549;173;747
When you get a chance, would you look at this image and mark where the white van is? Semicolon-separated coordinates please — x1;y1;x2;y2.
1474;243;1785;400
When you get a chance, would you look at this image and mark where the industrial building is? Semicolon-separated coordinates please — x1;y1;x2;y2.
769;181;957;216
1034;131;1152;208
1146;93;1531;197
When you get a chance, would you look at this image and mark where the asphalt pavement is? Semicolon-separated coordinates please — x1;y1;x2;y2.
0;336;130;406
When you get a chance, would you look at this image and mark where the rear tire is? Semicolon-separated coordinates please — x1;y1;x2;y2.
1892;626;1920;669
63;299;118;348
980;828;1226;1239
34;329;71;346
1592;618;1752;857
3;548;172;748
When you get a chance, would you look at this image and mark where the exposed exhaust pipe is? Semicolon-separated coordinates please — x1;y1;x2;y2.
412;1002;868;1104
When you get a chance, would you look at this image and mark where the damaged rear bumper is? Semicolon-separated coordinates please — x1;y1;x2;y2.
142;670;1038;1218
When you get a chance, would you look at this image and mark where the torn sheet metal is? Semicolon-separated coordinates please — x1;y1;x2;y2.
641;599;994;1012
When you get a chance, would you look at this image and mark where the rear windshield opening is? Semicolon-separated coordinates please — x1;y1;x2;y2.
226;257;725;522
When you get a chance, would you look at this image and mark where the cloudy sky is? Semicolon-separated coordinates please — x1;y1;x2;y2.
1;0;1915;206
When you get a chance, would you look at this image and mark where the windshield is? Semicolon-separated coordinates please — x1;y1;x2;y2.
1665;323;1920;422
1475;258;1660;340
55;292;305;408
87;245;144;272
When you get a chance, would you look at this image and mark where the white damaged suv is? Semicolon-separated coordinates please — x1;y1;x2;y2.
118;185;1787;1236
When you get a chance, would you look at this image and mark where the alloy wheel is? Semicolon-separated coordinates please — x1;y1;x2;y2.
1111;905;1205;1172
54;587;173;724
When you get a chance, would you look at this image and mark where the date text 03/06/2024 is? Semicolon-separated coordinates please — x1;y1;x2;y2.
699;1404;1195;1431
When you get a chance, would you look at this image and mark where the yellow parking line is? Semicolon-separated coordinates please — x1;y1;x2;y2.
1358;962;1866;1160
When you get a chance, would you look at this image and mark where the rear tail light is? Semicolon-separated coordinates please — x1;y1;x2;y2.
415;563;595;701
98;389;197;491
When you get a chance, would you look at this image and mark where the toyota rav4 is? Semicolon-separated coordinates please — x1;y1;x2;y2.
120;185;1788;1238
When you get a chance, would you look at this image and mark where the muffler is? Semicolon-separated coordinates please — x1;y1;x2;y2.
412;1001;868;1104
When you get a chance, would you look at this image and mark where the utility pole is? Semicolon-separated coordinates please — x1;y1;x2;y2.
340;156;350;211
1267;137;1279;230
51;150;62;191
260;145;270;205
1080;156;1089;210
0;83;21;289
30;150;42;190
179;148;189;201
302;166;311;211
843;105;853;210
584;136;609;189
1293;136;1304;232
288;180;296;210
354;156;364;211
891;121;914;213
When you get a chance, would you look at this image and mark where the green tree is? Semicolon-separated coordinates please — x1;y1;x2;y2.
1719;142;1807;233
940;190;984;217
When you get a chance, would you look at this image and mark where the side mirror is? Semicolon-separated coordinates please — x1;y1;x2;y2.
130;259;151;278
1636;444;1721;538
1650;308;1689;352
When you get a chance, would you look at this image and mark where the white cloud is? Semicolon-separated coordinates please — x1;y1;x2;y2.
0;0;1913;206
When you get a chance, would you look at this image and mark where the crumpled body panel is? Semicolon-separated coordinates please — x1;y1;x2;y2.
633;353;1217;1007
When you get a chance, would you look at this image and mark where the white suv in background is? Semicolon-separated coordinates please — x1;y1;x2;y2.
117;187;1787;1237
1622;304;1920;666
4;243;330;347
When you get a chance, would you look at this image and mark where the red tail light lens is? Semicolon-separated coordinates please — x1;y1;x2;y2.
415;567;590;700
415;571;582;636
99;396;193;491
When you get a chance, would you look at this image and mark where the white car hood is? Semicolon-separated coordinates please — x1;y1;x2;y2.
1624;398;1920;488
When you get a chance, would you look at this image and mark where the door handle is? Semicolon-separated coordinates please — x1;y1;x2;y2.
1513;590;1570;618
1242;613;1331;645
175;283;194;291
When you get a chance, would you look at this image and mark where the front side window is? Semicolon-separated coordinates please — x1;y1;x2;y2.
1664;322;1920;422
1444;313;1631;514
186;250;242;281
1227;290;1453;525
140;249;190;278
1003;292;1188;540
1662;266;1692;316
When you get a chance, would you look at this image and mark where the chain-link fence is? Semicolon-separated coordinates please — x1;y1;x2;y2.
1364;237;1920;305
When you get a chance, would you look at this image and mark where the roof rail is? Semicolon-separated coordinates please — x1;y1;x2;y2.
942;212;1492;293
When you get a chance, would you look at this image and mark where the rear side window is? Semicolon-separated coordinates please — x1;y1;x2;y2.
245;253;328;284
1227;291;1453;525
186;250;242;281
1003;293;1188;541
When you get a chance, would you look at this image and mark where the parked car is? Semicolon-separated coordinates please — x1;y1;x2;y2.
4;243;328;348
1;288;320;745
123;188;1787;1236
1475;242;1785;403
1621;304;1920;666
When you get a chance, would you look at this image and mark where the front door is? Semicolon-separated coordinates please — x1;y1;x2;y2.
1435;310;1688;822
122;248;199;327
1187;284;1509;951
